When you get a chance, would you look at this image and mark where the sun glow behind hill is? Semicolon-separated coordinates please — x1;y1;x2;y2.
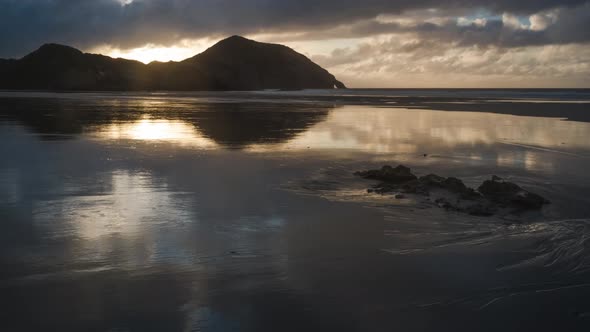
91;39;214;64
90;36;332;65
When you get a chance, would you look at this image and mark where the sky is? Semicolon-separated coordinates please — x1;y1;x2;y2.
1;0;589;88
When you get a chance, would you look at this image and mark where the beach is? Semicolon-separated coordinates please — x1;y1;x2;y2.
1;90;590;331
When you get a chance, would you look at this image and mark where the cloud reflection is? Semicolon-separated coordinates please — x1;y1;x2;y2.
249;106;590;155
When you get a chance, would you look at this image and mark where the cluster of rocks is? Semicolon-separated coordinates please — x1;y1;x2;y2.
354;165;550;216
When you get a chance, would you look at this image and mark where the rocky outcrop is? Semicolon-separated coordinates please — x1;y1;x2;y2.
478;175;550;209
419;174;481;199
355;165;550;216
0;36;346;91
355;165;417;184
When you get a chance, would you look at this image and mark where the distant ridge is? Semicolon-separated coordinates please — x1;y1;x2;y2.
0;36;346;91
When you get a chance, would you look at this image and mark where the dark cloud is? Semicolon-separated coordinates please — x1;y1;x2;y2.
0;0;589;57
341;11;589;48
267;3;590;48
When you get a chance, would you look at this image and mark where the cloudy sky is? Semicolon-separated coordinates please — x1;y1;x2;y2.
1;0;589;87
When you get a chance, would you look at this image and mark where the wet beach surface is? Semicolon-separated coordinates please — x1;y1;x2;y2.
1;90;590;331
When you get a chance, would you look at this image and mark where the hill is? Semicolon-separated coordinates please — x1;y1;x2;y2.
0;36;346;91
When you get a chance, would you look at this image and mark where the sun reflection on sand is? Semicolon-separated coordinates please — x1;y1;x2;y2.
97;117;218;149
30;170;197;267
32;171;193;239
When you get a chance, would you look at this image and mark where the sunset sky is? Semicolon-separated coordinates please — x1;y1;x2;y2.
1;0;589;87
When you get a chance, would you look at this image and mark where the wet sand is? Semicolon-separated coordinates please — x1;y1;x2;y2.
1;90;590;331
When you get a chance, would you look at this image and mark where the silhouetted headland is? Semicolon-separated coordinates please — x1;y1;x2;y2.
0;36;347;91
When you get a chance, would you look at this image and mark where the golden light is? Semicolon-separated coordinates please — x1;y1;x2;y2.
108;45;195;63
98;117;218;148
122;119;195;141
91;39;215;64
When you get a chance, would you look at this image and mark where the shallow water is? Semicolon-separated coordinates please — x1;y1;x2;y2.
1;90;590;331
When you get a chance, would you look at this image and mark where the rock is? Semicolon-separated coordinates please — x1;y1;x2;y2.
355;165;417;184
442;177;468;193
479;177;521;197
511;190;550;209
401;179;430;195
356;166;550;216
399;179;418;193
419;174;480;199
478;176;549;209
419;174;446;186
492;175;503;182
418;174;468;193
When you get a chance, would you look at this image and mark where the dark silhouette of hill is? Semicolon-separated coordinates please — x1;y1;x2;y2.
0;96;333;147
0;36;346;91
0;44;147;90
190;103;331;148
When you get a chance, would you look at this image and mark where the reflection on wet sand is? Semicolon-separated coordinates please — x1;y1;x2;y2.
245;106;590;174
277;106;590;152
99;117;218;149
4;95;590;160
0;97;332;149
32;170;194;241
2;93;590;331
